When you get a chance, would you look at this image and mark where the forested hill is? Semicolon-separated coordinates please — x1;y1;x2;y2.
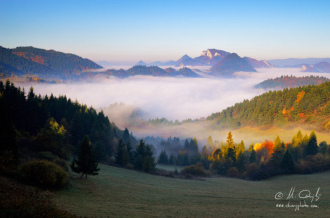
0;80;136;163
0;46;102;78
207;81;330;130
255;75;329;89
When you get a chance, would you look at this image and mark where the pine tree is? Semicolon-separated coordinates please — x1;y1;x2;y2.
271;135;284;166
249;146;257;163
126;140;133;164
71;135;100;178
144;145;156;172
206;136;214;147
236;140;245;159
115;138;126;166
304;130;318;156
123;128;130;143
158;150;169;164
226;147;236;163
134;140;146;170
168;154;175;165
280;149;295;173
237;152;245;172
226;131;235;148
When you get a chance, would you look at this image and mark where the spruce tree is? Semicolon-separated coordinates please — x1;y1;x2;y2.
144;145;156;172
115;138;125;166
71;135;100;178
271;135;284;166
304;130;318;156
123;128;130;143
134;140;146;170
280;149;295;173
158;150;169;164
206;136;214;147
249;146;257;163
126;140;133;164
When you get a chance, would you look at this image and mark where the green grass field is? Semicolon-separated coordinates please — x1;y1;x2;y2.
156;164;184;172
54;164;330;217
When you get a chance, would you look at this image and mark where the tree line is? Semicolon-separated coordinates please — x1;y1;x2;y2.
0;80;136;181
207;81;330;130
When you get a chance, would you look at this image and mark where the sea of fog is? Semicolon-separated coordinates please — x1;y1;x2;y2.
19;68;330;125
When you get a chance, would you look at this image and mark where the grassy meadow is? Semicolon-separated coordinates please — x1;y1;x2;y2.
54;164;330;217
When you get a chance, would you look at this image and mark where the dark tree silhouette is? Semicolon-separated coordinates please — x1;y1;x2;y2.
71;135;100;178
280;149;295;173
304;130;318;156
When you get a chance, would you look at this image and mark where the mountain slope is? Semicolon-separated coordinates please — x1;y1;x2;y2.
243;57;273;68
207;81;330;130
211;53;257;77
135;60;147;66
0;46;102;78
194;49;230;66
268;58;330;67
175;55;198;66
314;61;330;73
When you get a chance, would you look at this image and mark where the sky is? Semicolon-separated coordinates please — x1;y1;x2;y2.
1;0;330;63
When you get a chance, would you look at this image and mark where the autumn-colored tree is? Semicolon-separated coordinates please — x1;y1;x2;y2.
236;140;245;159
226;131;235;148
206;136;214;147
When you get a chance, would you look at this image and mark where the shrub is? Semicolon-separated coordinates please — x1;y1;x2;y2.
181;164;209;177
19;160;68;189
226;167;239;177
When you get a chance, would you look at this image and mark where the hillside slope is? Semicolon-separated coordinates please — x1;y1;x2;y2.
255;75;329;89
211;53;257;77
207;81;330;130
0;46;102;79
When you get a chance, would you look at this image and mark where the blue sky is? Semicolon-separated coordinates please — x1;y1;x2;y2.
1;0;330;63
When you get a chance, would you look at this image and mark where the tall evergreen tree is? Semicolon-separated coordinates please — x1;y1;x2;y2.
236;152;245;172
115;138;126;166
304;130;318;156
134;140;146;170
249;146;257;163
271;135;284;166
126;140;133;164
226;131;235;148
122;128;130;143
158;150;169;164
71;135;100;178
280;149;295;173
144;145;156;172
206;136;214;147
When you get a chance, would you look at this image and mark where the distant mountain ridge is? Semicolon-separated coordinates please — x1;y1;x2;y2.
301;61;330;73
0;46;102;79
210;53;257;77
105;65;200;78
268;58;330;67
138;49;272;68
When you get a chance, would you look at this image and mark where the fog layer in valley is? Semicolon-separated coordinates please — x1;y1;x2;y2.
19;68;330;144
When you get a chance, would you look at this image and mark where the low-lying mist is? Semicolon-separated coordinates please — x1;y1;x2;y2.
18;68;330;146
